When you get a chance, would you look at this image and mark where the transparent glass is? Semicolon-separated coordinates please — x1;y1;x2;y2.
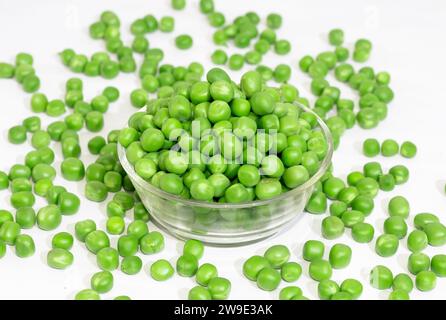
118;104;333;246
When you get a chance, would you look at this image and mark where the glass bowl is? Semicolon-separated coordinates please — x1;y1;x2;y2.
118;104;333;246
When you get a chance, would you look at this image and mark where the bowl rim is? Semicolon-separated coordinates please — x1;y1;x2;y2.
118;102;333;209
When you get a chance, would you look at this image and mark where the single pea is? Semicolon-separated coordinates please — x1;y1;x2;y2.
321;216;344;239
15;207;36;229
75;219;96;242
423;222;446;246
85;181;108;202
415;271;436;291
175;34;193;50
14;234;35;258
389;165;409;184
351;195;374;216
363;138;380;157
281;262;302;282
196;263;218;286
243;255;271;281
91;271;113;293
414;213;439;230
392;273;413;293
159;16;175;32
388;196;410;218
328;28;344;46
375;234;399;257
274;39;291;55
329;244;352;269
337;186;359;204
85;230;110;254
388;289;410;300
341;210;365;228
114;295;131;300
150;259;174;281
384;216;408;239
127;220;149;240
340;279;363;299
431;254;446;277
52;232;73;250
47;248;74;269
188;286;212;300
183;239;204;260
106;216;125;235
264;245;290;268
381;139;399;157
303;240;325;261
400;141;417;158
74;289;100;300
256;267;281;291
329;201;348;217
279;286;303;300
408;252;430;275
36;205;61;231
121;255;143;275
208;277;231;300
309;259;332;282
118;235;139;257
370;265;393;289
318;279;340;300
8;125;27;144
97;247;119;271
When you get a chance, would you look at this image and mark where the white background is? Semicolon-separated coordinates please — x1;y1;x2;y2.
0;0;446;300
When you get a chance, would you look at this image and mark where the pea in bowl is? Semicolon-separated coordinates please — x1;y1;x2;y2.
118;104;333;246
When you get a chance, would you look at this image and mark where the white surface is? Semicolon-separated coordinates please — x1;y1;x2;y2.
0;0;446;300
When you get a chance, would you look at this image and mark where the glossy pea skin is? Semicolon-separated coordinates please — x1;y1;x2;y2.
256;267;281;291
329;244;352;269
75;289;100;300
14;234;35;258
370;265;393;290
423;222;446;246
121;255;143;275
351;195;374;216
375;234;399;257
388;289;410;300
431;254;446;277
97;247;119;271
75;219;96;242
85;181;108;202
383;216;407;239
341;210;364;228
47;248;74;269
318;279;339;300
52;232;74;250
196;263;218;286
279;286;303;300
388;196;410;218
400;141;417;158
243;255;271;281
264;244;290;268
309;259;332;282
15;207;36;229
85;230;110;254
188;286;212;300
36;205;62;231
321;216;344;239
281;262;302;282
118;235;139;257
408;252;430;275
303;240;324;262
58;192;80;215
176;254;199;277
106;216;125;235
414;213;439;230
392;273;413;293
389;165;409;185
208;277;231;300
340;279;363;299
363;138;380;157
150;259;174;281
91;271;113;293
415;271;436;292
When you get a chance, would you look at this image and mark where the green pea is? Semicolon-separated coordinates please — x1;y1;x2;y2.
329;244;352;269
14;234;35;258
341;210;365;228
75;219;96;242
36;205;62;231
388;196;410;218
389;165;409;184
318;279;339;300
351;195;374;216
58;192;80;215
337;186;359;204
243;255;271;281
74;289;100;300
85;230;110;254
328;28;344;46
121;255;143;275
127;220;149;240
118;235;138;257
423;222;446;246
309;259;332;282
151;259;174;281
303;240;324;261
282;165;309;189
188;286;212;300
256;267;281;291
183;239;204;260
195;263;218;286
340;279;363;299
106;216;125;235
85;181;108;202
175;34;193;50
408;252;430;275
8;125;27;144
15;207;36;229
392;273;413;293
384;216;407;239
281;262;302;282
207;277;231;300
400;141;417;158
370;265;393;289
22;116;41;133
431;254;446;277
52;232;73;250
321;216;344;239
388;289;410;300
97;247;119;271
414;213;439;230
264;245;290;268
91;271;113;293
362;138;380;157
114;295;131;300
46;186;67;205
47;248;74;269
375;234;399;257
322;177;345;200
159;16;174;32
415;271;436;291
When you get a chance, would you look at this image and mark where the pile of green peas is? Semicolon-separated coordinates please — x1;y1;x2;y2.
0;52;41;93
